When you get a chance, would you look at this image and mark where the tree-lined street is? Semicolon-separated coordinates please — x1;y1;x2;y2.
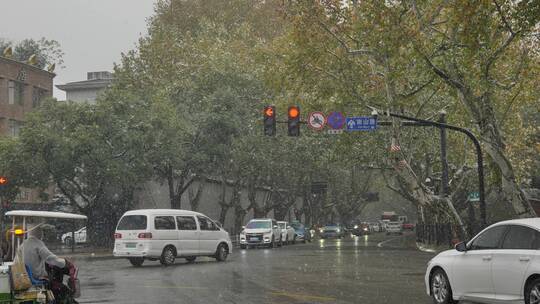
0;1;539;303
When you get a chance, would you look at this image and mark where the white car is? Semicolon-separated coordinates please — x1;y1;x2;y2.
113;209;232;267
370;222;381;232
61;227;86;246
239;219;281;249
278;221;296;244
425;218;540;304
385;221;403;235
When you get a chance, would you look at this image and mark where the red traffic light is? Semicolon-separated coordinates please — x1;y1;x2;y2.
264;106;274;117
263;105;276;136
288;106;299;119
0;176;7;185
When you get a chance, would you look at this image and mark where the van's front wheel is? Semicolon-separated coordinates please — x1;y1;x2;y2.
129;257;144;267
160;246;176;266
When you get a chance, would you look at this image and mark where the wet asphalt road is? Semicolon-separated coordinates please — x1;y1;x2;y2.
75;232;439;304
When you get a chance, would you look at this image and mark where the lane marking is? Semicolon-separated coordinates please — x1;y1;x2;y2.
269;291;336;302
377;236;403;248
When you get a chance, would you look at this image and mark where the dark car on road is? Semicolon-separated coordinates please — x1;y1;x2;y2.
351;223;370;236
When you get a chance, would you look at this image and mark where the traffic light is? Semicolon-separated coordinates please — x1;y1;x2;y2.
287;106;300;136
0;176;7;191
263;105;276;136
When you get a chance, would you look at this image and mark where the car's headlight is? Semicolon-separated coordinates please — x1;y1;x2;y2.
354;225;358;229
319;228;324;233
336;229;340;232
363;227;368;231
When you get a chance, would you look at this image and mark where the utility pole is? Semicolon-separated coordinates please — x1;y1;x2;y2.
0;197;3;262
467;198;476;237
439;111;449;197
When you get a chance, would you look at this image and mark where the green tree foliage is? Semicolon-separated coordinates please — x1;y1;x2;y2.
106;0;283;209
273;0;540;221
15;100;151;245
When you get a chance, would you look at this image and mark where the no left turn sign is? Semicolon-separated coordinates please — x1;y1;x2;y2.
308;112;326;130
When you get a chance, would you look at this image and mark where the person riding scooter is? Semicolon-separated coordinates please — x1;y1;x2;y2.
22;224;66;280
22;224;80;303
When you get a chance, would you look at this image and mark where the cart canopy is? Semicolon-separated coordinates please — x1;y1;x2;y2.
5;210;87;220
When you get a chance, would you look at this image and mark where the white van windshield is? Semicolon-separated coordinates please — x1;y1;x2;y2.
117;215;147;230
246;221;271;229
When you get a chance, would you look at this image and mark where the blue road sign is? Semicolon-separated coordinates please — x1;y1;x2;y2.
327;112;346;130
346;116;377;131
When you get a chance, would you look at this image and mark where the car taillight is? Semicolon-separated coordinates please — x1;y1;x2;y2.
138;232;152;239
114;233;122;239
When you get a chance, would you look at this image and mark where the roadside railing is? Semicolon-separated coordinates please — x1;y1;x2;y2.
416;223;459;248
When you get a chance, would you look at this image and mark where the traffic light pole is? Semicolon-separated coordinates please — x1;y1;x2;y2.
0;197;4;262
371;107;486;228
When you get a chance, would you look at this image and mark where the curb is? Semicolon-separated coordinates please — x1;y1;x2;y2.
415;242;438;253
62;252;115;261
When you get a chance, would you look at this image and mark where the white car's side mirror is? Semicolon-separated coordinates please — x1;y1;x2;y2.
455;241;468;252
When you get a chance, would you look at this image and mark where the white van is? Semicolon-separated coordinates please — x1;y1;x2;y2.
113;209;232;266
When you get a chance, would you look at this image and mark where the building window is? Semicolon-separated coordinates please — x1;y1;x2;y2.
16;190;30;201
8;81;14;104
32;87;46;108
8;80;24;105
9;120;22;137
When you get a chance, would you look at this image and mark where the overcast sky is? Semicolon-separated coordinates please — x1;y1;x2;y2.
0;0;156;99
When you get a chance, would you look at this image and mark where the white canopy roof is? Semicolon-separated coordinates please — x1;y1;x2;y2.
5;210;87;220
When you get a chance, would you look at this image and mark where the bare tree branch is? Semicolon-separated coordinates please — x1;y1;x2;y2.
484;31;519;78
493;0;514;35
317;21;374;56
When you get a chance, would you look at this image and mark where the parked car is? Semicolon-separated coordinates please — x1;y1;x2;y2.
319;224;345;239
113;209;232;266
61;226;86;246
385;221;403;235
351;223;370;236
369;222;381;232
426;219;540;304
239;218;281;249
277;221;296;244
402;223;415;230
291;222;311;243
